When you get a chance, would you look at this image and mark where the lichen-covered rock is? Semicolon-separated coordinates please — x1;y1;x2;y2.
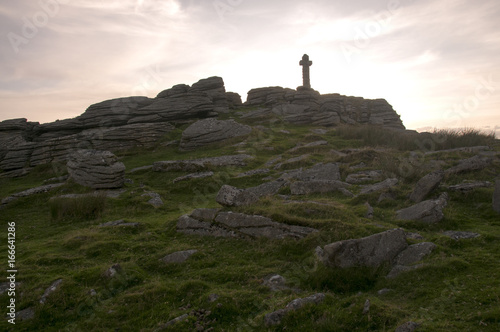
67;150;125;189
179;118;252;150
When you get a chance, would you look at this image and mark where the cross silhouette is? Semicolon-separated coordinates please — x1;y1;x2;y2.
299;54;313;89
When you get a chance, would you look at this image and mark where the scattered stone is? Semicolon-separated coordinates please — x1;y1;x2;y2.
310;128;329;135
444;155;491;175
179;118;252;150
153;154;253;172
103;264;122;278
265;293;325;326
494;179;500;214
280;163;341;182
0;282;20;295
216;181;284;207
409;171;444;203
290;180;351;195
359;178;399;195
40;279;63;304
263;275;289;292
425;146;490;155
67;150;125;189
364;202;374;219
317;229;407;268
155;314;189;331
208;294;220;302
395;321;420;332
15;307;35;321
448;181;492;192
289;140;328;152
160;250;198;264
265;156;282;167
274;154;310;169
362;299;371;315
43;175;69;184
90;289;97;296
177;214;236;238
173;171;214;183
236;168;270;178
442;231;480;240
1;183;65;205
377;288;392;295
405;232;424;240
346;170;383;184
142;192;164;208
99;220;140;228
129;165;153;173
378;192;396;203
396;193;448;223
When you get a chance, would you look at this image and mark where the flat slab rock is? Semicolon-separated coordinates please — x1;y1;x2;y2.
153;154;253;172
265;293;325;326
160;250;198;264
359;178;398;195
1;183;65;205
409;171;444;203
290;180;352;196
442;231;480;240
177;209;317;239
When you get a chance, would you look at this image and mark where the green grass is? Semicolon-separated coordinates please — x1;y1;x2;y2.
0;109;499;331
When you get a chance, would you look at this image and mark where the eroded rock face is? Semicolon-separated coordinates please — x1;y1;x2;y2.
67;150;125;189
177;209;317;239
317;229;408;268
179;118;252;150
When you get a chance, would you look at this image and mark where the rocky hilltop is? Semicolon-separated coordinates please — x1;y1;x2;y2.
0;76;404;177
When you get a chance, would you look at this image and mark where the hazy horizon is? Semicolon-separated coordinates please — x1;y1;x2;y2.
1;0;499;135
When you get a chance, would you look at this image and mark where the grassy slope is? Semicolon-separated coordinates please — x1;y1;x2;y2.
0;110;499;331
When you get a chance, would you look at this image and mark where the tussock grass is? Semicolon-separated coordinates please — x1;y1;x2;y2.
49;193;107;221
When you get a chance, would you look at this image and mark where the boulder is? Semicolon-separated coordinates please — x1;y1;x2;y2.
40;279;63;304
67;150;125;189
317;229;408;268
245;87;290;106
156;84;190;98
177;214;236;238
141;192;164;208
179;118;252;150
189;76;228;111
396;193;448;223
393;242;436;266
494;179;500;214
409;171;445;203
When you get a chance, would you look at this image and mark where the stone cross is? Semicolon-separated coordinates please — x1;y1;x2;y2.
299;54;313;89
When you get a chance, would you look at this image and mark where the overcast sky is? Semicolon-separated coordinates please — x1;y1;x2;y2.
1;0;499;134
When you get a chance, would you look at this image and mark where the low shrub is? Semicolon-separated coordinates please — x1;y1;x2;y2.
50;193;107;221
